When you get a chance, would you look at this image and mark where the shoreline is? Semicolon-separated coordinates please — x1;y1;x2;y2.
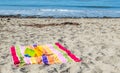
0;15;120;18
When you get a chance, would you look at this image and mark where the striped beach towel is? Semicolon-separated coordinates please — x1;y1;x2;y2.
10;42;81;66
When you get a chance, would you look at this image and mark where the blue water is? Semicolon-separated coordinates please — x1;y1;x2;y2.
0;0;120;17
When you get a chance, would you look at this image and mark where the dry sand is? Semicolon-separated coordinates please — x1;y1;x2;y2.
0;18;120;73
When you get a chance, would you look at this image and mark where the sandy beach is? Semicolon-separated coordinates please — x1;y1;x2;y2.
0;18;120;73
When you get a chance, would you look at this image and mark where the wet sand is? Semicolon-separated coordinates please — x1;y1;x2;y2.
0;18;120;73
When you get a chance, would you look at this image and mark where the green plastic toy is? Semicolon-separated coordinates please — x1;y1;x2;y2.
24;48;36;57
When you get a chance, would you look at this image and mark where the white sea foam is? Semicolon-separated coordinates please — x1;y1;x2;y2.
0;9;120;17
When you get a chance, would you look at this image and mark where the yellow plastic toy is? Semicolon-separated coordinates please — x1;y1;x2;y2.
34;45;43;57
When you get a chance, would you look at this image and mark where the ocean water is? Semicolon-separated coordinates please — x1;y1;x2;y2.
0;0;120;17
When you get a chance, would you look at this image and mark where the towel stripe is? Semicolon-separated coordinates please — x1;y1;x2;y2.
15;45;26;65
47;44;67;63
46;54;54;64
55;42;81;62
10;46;20;65
30;57;37;64
42;45;53;55
20;46;31;64
36;56;43;64
53;44;73;62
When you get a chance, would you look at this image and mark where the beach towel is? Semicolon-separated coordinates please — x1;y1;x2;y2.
10;42;81;66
